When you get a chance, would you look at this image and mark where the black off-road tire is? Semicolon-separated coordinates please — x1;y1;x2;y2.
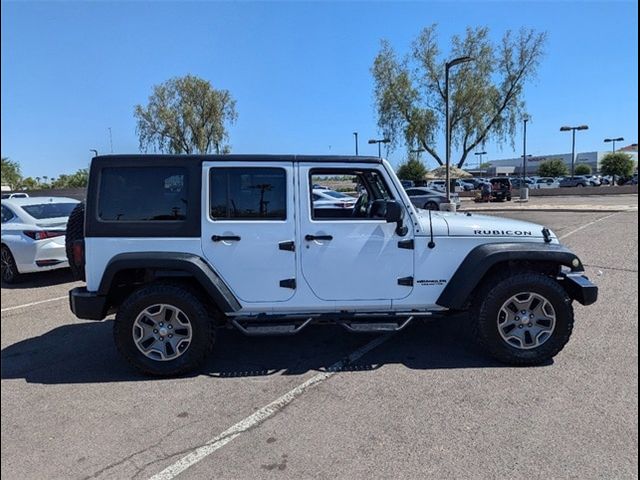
471;271;574;366
114;283;216;376
1;245;21;284
65;202;85;281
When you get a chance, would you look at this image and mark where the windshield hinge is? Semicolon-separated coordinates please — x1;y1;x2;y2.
397;239;414;250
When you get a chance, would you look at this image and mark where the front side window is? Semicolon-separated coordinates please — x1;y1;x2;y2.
98;167;188;221
310;169;393;220
210;168;286;220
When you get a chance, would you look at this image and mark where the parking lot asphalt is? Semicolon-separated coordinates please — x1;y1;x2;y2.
1;209;638;480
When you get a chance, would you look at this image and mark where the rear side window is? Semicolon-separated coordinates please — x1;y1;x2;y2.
209;168;286;220
98;167;188;221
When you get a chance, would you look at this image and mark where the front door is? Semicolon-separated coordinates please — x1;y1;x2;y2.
299;164;414;302
201;162;296;303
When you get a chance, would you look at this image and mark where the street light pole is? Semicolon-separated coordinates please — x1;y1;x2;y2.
560;125;589;178
445;56;473;209
368;138;390;158
604;137;624;153
474;151;487;170
353;132;359;156
89;149;98;157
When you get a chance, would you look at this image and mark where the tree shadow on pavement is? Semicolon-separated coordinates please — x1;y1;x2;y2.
1;317;548;385
1;268;77;289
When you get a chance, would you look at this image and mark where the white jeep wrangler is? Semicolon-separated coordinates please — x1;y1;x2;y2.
67;155;597;376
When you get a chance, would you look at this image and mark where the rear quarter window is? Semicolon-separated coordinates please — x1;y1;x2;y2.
98;167;188;222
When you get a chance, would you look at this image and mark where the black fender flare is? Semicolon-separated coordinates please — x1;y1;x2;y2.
436;242;584;310
98;252;241;313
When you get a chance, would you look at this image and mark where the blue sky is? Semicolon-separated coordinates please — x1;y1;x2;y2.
1;1;638;178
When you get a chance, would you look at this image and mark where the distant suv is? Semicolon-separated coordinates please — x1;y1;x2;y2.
488;177;512;201
559;176;590;188
67;155;597;376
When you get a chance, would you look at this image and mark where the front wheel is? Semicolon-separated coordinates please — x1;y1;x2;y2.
472;272;574;366
424;201;439;211
114;283;216;376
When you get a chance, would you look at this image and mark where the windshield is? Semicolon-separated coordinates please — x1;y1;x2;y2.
21;202;77;219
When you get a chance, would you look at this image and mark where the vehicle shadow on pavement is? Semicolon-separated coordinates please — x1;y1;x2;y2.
1;269;76;290
1;318;550;384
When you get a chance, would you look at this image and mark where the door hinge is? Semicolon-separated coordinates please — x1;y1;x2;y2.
279;240;295;251
279;278;297;289
397;239;414;250
397;276;414;286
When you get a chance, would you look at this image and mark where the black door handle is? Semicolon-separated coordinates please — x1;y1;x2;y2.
212;235;241;242
305;234;333;241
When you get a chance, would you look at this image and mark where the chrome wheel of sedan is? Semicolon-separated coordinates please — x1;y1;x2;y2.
497;292;556;350
132;304;193;361
1;246;19;283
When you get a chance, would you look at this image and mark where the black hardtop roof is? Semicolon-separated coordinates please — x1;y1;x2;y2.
92;154;383;164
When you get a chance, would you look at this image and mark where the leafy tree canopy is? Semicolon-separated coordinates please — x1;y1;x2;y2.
574;164;592;175
372;25;546;168
397;157;428;182
134;75;237;154
600;152;635;178
1;157;22;190
538;159;568;177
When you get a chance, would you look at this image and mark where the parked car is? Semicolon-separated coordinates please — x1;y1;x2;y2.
312;184;330;190
510;178;535;189
530;177;559;189
1;193;29;199
488;177;512;201
1;196;80;283
67;153;598;376
427;179;464;193
558;176;590;188
312;189;357;209
400;180;414;189
405;187;460;210
459;180;475;191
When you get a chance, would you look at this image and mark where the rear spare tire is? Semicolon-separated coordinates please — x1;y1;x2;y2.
65;202;85;281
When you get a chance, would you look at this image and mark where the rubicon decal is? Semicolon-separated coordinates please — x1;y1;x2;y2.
474;230;533;236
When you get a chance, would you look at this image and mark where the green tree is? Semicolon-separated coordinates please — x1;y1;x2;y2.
397;157;428;182
372;25;546;168
538;159;568;177
600;152;635;179
574;164;592;175
134;75;237;154
479;162;492;169
20;177;39;190
52;169;89;188
1;157;22;189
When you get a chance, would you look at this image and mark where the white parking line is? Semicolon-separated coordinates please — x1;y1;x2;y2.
1;295;67;313
559;212;622;240
149;333;393;480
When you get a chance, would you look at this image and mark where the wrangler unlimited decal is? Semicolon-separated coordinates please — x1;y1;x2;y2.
474;230;533;236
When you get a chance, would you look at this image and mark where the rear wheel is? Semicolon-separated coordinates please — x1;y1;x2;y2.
472;272;574;365
1;245;21;284
424;201;439;211
114;283;216;376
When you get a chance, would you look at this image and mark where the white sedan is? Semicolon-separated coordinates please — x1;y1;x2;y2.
1;196;79;283
312;189;357;209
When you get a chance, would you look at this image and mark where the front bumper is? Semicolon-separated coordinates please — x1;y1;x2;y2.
559;272;598;306
69;287;108;320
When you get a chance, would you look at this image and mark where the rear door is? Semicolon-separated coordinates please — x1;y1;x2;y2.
201;162;297;303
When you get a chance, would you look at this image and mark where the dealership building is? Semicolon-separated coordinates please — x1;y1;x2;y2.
483;144;638;176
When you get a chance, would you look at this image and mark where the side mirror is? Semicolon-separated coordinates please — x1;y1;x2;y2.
384;200;408;237
384;200;403;223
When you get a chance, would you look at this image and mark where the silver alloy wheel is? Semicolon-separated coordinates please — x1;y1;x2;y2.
132;304;193;361
1;247;15;282
497;292;556;350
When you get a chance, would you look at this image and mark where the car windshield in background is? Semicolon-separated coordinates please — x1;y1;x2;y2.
21;202;77;219
324;191;351;199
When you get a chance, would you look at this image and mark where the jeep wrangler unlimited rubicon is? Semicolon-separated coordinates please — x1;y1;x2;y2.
67;155;597;376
